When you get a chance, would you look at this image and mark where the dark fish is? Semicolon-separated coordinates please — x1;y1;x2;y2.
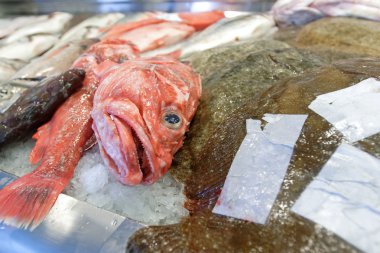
170;40;326;186
0;69;84;145
127;57;380;253
295;17;380;57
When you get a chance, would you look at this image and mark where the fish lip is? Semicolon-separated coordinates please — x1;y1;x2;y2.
119;116;159;185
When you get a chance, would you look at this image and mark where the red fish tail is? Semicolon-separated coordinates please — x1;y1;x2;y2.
0;173;68;230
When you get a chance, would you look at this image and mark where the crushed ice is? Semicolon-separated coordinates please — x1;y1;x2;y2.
0;138;188;225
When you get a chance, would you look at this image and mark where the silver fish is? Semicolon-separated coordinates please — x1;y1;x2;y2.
0;34;57;61
52;13;124;50
0;58;26;82
0;15;48;39
142;14;278;58
272;0;380;26
1;12;72;44
12;39;97;80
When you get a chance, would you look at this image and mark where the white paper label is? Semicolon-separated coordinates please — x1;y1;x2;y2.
292;143;380;253
309;77;380;143
213;114;308;224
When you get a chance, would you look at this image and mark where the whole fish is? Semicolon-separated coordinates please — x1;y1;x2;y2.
142;14;278;58
272;0;380;26
295;17;380;57
52;13;124;50
92;57;201;185
0;34;58;61
170;40;326;188
0;58;26;82
0;69;84;145
128;57;380;253
0;15;48;39
102;19;195;53
12;39;97;80
1;12;72;44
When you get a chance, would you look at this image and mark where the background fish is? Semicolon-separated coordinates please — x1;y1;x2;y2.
272;0;380;26
0;69;84;145
0;58;26;82
128;57;380;253
0;15;48;39
52;13;124;50
12;39;97;80
142;14;278;58
0;34;58;61
1;12;72;44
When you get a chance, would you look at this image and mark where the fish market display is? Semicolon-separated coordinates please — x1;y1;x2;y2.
128;57;380;252
0;15;48;39
1;12;72;44
92;57;201;185
103;19;195;53
142;14;278;58
12;39;97;80
0;34;58;61
295;17;380;57
0;58;26;82
170;40;325;192
0;69;84;145
272;0;380;26
52;13;124;50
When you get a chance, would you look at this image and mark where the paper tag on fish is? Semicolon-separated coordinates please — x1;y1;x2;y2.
309;78;380;143
213;114;308;224
292;143;380;253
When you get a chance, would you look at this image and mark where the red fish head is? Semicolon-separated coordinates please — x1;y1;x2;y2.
92;57;201;185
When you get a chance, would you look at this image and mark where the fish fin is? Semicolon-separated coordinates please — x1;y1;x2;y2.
0;173;67;230
30;123;51;164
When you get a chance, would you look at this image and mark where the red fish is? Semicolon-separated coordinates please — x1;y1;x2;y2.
92;57;201;185
0;39;138;229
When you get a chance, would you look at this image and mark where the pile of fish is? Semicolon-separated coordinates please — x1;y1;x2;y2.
0;1;380;252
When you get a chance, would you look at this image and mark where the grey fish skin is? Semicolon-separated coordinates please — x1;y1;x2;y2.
128;57;380;253
142;14;278;58
0;58;26;82
0;69;84;145
12;39;97;80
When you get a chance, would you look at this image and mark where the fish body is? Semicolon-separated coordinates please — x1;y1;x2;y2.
52;13;124;50
92;57;201;185
0;15;48;39
0;69;84;145
169;40;326;203
1;12;72;44
142;14;278;58
12;39;97;80
128;57;380;253
272;0;380;26
0;34;58;61
102;19;195;53
0;58;26;82
295;17;380;57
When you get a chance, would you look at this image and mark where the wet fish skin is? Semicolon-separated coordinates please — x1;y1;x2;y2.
170;41;326;187
0;58;26;82
295;17;380;58
1;12;73;44
0;15;48;39
272;0;380;26
0;34;58;61
142;14;278;58
0;69;85;145
128;57;380;253
52;13;124;50
12;38;98;80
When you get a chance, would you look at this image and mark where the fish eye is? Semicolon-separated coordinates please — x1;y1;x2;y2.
162;112;182;129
